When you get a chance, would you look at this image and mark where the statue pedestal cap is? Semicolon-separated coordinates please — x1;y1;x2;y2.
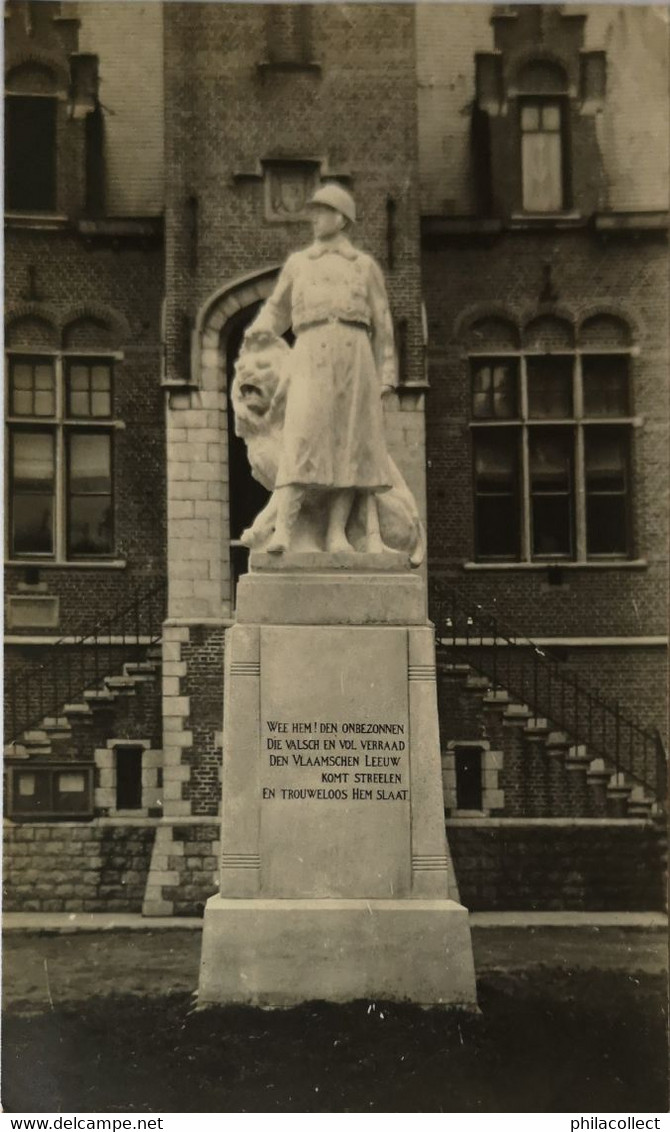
198;554;478;1008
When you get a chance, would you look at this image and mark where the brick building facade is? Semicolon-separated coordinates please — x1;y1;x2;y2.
4;2;668;915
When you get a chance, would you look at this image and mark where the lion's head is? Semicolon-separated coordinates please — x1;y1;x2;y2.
231;335;290;438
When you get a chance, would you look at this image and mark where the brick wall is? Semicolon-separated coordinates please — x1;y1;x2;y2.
448;820;667;911
164;2;422;380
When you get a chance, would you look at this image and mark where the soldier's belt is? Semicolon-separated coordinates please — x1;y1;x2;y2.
296;317;371;334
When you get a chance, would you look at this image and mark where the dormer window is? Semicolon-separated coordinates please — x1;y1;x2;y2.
520;99;565;212
517;61;570;214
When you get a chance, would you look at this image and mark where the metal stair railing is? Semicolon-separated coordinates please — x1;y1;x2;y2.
6;577;167;745
432;588;667;803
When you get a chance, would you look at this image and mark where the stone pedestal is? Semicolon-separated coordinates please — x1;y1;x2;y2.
198;554;477;1007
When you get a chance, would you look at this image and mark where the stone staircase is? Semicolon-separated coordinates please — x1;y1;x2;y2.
4;646;163;765
439;663;661;820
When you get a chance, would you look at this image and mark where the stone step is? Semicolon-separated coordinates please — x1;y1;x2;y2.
627;784;655;818
607;770;632;794
524;717;549;734
503;702;531;722
4;744;28;758
83;689;116;703
104;675;139;690
63;702;92;716
483;688;511;706
587;756;611;782
23;730;48;742
565;744;590;768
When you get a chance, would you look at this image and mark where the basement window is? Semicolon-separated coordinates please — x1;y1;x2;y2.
115;746;143;810
455;747;483;811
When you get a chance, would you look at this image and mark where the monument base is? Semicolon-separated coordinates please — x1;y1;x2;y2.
199;896;477;1008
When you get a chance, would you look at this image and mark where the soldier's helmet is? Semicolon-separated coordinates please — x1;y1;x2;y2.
308;183;357;224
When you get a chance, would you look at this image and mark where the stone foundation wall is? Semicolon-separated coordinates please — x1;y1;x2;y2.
143;820;219;917
447;820;667;912
3;820;156;913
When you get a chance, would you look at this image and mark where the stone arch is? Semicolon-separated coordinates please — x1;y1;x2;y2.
196;266;281;392
453;303;521;348
577;309;636;349
6;309;60;349
5;52;69;93
523;313;575;350
62;304;130;348
515;57;569;95
63;316;115;351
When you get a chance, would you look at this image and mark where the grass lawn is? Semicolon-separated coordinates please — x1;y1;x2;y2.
3;966;667;1112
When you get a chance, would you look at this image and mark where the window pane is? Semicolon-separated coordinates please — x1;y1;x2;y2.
69;496;113;555
522;131;563;212
530;430;573;556
18;773;36;797
34;390;55;416
91;390;112;417
474;432;519;558
521;104;540;131
12;390;33;415
532;496;572;556
13;364;33;390
13;432;54;489
69;391;90;417
475;432;516;489
35;364;54;390
11;360;55;416
585;429;629;555
68;433;113;556
530;430;572;491
541;104;561;131
527;356;573;418
585;431;627;492
582;355;629;416
69;434;111;492
477;496;519;558
6;96;57;211
91;365;111;392
492;365;516;418
58;772;86;793
12;494;54;553
586;497;627;555
471;359;517;419
69;365;90;391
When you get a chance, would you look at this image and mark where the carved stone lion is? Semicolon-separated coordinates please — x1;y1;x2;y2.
231;335;425;567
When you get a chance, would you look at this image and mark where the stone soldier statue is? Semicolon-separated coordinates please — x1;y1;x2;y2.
236;182;424;563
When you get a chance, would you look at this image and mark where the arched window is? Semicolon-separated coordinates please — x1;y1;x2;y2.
6;311;119;562
517;60;570;213
469;311;636;562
